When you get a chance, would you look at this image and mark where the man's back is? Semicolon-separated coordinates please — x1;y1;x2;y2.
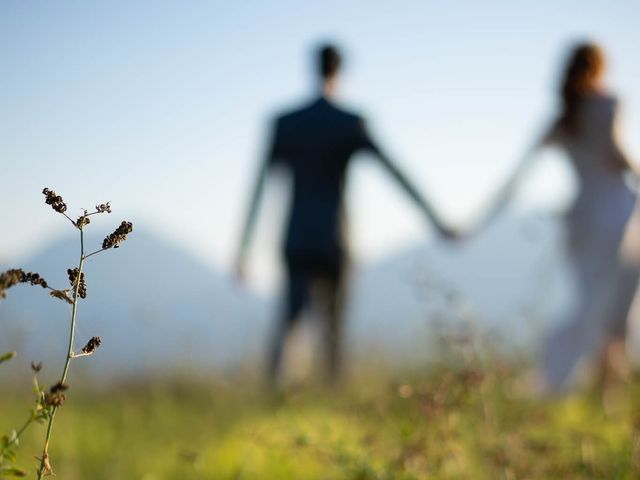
271;96;372;257
235;43;451;384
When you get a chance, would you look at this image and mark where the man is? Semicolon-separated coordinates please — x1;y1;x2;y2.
236;44;454;384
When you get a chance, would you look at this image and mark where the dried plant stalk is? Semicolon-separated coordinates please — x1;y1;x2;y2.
0;188;132;478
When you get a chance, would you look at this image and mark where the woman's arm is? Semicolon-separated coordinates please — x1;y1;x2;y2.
470;121;554;233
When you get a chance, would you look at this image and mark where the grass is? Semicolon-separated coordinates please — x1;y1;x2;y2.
1;363;637;479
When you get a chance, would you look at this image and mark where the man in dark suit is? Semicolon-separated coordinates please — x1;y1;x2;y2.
236;44;454;384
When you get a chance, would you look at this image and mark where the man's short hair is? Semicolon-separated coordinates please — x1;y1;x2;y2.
318;44;341;79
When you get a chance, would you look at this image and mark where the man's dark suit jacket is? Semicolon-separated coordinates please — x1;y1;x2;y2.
239;95;436;266
267;96;376;259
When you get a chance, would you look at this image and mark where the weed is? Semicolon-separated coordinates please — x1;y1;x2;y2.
0;188;132;478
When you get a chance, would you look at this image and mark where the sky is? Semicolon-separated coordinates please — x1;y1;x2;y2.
2;1;640;291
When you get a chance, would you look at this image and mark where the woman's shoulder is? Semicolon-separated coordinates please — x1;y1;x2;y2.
581;91;620;124
584;90;618;110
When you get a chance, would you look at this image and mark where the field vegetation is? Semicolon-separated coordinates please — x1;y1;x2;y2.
1;361;638;479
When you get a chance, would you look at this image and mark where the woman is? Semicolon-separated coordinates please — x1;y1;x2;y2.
485;43;638;391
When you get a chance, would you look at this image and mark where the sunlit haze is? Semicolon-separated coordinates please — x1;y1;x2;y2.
2;1;639;292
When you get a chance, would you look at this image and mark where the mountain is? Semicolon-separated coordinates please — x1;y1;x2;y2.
347;212;571;360
0;230;271;379
0;214;576;379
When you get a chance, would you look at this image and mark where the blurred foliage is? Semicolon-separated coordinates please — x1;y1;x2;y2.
0;363;637;479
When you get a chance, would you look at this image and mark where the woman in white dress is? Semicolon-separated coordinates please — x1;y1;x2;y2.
485;43;638;391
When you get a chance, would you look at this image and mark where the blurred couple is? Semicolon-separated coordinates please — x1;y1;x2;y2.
235;43;639;392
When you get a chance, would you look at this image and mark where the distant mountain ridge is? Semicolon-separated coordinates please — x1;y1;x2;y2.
0;214;576;379
0;230;271;379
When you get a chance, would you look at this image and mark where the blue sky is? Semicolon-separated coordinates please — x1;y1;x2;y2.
2;1;640;290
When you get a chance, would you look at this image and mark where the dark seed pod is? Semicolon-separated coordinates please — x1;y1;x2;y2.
42;188;68;214
102;221;133;249
81;336;102;355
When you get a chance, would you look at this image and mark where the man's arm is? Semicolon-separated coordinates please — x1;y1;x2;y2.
235;162;268;277
234;121;279;278
357;119;454;238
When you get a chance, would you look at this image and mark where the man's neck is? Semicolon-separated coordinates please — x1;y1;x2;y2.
321;77;337;100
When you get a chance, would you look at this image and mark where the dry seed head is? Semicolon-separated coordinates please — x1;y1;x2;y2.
44;382;68;407
49;289;73;305
0;269;22;298
67;268;87;299
102;221;133;249
0;268;48;299
75;216;90;228
95;202;111;213
31;361;43;373
42;187;67;214
81;336;102;355
22;271;48;289
49;382;68;394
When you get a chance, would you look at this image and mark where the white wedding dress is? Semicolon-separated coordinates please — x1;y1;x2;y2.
542;92;639;390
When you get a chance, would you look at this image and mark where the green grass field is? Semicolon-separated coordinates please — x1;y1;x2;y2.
1;362;638;480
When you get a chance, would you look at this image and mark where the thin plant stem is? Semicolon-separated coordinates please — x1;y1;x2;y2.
1;376;46;459
83;248;106;260
0;415;34;460
36;226;85;479
85;211;107;218
62;213;76;227
14;416;33;440
70;351;94;359
1;189;130;477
